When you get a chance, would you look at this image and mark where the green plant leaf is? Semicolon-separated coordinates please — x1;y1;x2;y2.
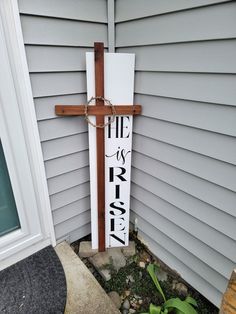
185;296;198;307
150;303;162;314
164;298;198;314
147;264;166;302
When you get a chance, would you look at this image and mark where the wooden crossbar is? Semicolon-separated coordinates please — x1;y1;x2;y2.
55;104;142;116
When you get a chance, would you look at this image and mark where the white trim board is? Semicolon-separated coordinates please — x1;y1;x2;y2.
0;0;55;269
108;0;115;52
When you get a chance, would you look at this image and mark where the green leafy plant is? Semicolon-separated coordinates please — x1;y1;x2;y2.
142;264;198;314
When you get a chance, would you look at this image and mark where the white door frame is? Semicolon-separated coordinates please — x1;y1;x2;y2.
0;0;55;270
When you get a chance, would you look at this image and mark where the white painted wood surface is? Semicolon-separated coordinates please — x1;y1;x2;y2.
86;52;135;249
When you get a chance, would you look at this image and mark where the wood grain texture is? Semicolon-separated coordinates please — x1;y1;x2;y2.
95;42;106;252
55;104;141;116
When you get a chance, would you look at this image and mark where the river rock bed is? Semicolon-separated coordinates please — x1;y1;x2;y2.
71;233;218;314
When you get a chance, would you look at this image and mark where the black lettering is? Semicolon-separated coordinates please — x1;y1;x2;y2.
110;233;126;245
110;217;125;232
109;201;126;216
108;116;111;138
111;218;115;231
107;117;130;139
115;185;120;199
109;167;127;182
121;117;130;138
116;116;119;138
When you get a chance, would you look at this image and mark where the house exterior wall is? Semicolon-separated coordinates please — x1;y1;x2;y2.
18;0;108;243
116;0;236;307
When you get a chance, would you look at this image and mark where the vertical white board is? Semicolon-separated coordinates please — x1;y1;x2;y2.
86;53;135;249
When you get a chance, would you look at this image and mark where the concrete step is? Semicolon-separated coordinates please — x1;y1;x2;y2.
55;242;121;314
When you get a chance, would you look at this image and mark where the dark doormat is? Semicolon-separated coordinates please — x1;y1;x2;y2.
0;246;67;314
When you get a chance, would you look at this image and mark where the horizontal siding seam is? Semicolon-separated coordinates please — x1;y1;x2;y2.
45;148;88;165
134;69;236;75
131;195;236;262
134;91;236;107
135;69;236;75
132;161;235;218
47;165;89;181
33;92;87;100
133;90;236;107
20;12;107;25
133;137;236;175
41;131;88;145
46;165;89;180
134;113;236;138
135;225;225;297
138;113;236;137
51;193;91;212
51;193;90;211
29;70;86;74
49;179;89;196
130;208;230;281
131;164;236;218
115;37;236;48
132;150;236;197
55;210;91;237
49;180;90;197
51;195;90;212
25;43;107;48
116;37;236;47
132;156;236;205
68;222;91;242
131;181;236;241
115;1;232;23
44;148;89;162
53;206;90;226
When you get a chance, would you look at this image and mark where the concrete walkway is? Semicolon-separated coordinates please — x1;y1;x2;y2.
55;242;120;314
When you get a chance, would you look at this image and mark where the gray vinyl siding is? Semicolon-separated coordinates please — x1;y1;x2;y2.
18;0;108;242
116;0;236;307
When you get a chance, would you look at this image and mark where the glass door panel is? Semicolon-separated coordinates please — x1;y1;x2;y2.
0;140;20;236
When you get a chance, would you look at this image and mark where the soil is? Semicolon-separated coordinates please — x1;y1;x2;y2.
71;233;219;314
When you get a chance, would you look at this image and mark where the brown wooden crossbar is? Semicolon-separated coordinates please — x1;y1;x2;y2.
55;104;142;116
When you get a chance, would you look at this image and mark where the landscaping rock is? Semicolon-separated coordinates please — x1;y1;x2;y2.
108;291;122;309
108;248;126;271
89;248;126;281
126;275;135;284
123;299;130;310
139;261;146;268
156;268;168;282
129;309;136;314
172;281;188;297
139;250;151;263
122;241;136;257
122;310;129;314
79;241;98;258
